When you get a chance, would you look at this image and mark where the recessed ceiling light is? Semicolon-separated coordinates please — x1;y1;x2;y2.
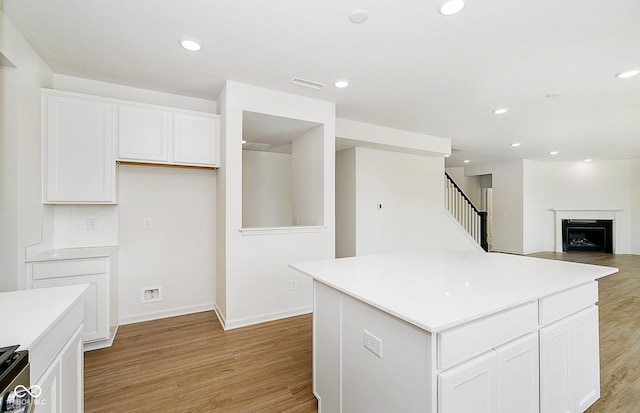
549;151;559;155
584;158;593;162
180;39;201;52
463;159;470;163
334;80;350;88
439;0;466;16
511;143;521;147
349;9;369;24
615;69;639;79
493;108;508;115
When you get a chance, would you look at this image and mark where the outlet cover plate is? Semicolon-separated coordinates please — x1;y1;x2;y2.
363;329;382;358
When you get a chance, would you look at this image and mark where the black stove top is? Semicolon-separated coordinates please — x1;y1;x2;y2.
0;345;28;393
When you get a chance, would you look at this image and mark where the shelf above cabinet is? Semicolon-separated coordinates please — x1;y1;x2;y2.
117;160;218;170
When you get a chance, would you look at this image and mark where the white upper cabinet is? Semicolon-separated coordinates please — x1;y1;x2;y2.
173;112;219;166
117;104;171;162
43;91;116;203
117;103;219;167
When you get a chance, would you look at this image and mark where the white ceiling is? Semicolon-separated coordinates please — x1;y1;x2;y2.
242;111;320;154
4;0;640;167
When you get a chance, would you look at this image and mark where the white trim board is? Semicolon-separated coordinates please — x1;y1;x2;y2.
216;305;313;331
118;303;215;325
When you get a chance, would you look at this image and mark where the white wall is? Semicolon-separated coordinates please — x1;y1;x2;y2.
353;148;480;255
242;150;292;228
47;205;118;248
0;10;53;291
292;125;324;226
218;81;335;329
445;167;483;209
632;159;640;254
53;74;216;113
466;161;524;254
0;65;19;292
50;74;218;322
467;159;636;255
117;164;216;324
522;159;632;254
336;148;356;258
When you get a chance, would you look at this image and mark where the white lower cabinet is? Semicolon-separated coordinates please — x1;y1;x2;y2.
439;351;497;413
496;333;539;413
540;305;600;413
438;332;539;413
33;274;107;343
27;251;119;351
33;322;84;413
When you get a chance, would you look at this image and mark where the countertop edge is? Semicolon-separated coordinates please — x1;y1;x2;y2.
26;246;119;262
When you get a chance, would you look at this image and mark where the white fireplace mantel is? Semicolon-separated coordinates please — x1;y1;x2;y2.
552;209;623;253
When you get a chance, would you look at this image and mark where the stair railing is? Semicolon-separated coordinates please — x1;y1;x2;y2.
444;172;488;251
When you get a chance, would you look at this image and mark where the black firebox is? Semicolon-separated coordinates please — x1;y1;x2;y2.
562;219;613;253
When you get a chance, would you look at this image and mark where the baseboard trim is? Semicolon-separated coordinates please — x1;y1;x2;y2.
213;302;226;329
119;303;215;326
221;305;313;331
84;324;119;352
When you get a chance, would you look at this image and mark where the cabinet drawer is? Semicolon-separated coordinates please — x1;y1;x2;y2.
438;302;538;369
32;258;106;280
539;281;598;326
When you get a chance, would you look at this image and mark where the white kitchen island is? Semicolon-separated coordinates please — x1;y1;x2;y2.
290;251;618;413
0;285;87;413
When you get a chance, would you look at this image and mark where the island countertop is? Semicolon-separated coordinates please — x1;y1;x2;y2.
0;284;88;350
290;251;618;332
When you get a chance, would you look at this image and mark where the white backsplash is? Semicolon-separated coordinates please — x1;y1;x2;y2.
49;205;119;248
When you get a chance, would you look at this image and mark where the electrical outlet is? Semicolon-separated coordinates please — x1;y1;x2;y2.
377;203;383;210
141;286;162;303
290;280;297;291
143;217;152;228
363;330;383;358
87;218;97;231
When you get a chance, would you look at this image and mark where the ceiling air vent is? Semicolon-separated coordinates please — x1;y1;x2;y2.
292;77;326;90
243;142;272;151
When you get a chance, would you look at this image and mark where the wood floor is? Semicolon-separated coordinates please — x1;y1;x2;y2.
85;252;640;412
84;312;317;412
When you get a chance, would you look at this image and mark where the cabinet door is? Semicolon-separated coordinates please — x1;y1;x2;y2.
44;93;115;203
60;327;84;413
540;305;600;413
34;357;61;413
439;351;497;413
540;314;573;413
496;333;539;413
33;274;108;343
571;306;600;411
118;104;171;162
173;113;219;166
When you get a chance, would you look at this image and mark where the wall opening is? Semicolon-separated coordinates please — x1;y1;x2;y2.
241;111;324;228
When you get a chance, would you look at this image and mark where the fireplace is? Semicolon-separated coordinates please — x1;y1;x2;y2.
562;219;613;253
553;209;620;254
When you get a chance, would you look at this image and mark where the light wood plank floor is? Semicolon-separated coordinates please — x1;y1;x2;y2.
85;252;640;412
84;312;317;412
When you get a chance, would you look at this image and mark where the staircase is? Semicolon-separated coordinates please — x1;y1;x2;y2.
445;172;488;251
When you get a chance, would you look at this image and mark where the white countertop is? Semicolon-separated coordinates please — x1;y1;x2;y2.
26;246;118;262
0;285;88;350
290;251;618;332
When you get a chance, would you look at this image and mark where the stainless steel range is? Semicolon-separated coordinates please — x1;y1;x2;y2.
0;345;34;413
